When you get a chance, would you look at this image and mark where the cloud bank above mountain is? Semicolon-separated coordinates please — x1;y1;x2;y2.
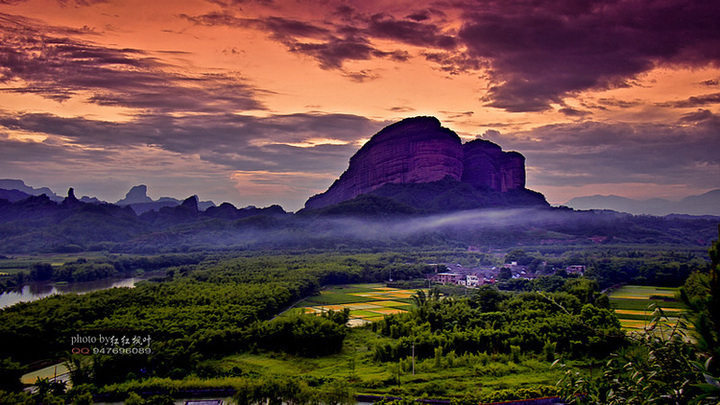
1;0;719;210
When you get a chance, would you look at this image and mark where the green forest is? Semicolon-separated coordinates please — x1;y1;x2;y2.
0;237;718;404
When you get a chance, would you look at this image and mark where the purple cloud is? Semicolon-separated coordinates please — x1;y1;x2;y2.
183;6;452;72
679;109;717;123
0;110;387;173
366;13;457;50
456;0;720;111
190;1;720;111
558;107;591;117
288;36;377;69
485;115;720;188
1;0;107;5
660;92;720;108
0;13;263;112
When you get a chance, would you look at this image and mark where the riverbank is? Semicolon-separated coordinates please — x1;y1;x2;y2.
0;273;161;309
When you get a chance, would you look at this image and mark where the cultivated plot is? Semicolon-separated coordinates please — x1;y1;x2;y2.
609;285;686;330
293;284;421;325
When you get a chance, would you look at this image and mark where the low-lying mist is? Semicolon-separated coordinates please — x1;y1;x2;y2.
154;207;716;252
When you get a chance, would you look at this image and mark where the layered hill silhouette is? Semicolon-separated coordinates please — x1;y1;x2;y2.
0;179;64;203
0;188;286;253
565;189;720;216
115;185;215;214
304;116;547;213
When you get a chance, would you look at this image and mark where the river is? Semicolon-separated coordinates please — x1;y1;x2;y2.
0;276;146;309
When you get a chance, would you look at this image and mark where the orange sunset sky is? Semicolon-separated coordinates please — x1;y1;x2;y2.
1;0;719;211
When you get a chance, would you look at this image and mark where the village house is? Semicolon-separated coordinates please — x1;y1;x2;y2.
433;272;462;284
431;272;484;288
465;274;480;287
428;263;504;288
566;265;586;275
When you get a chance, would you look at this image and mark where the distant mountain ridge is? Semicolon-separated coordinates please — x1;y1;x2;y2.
564;189;720;216
0;188;286;253
1;188;717;254
0;180;215;214
0;189;33;203
115;184;215;214
1;182;718;254
0;179;62;202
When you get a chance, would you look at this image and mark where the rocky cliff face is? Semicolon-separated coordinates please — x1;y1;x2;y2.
306;117;464;208
462;139;525;192
305;116;540;210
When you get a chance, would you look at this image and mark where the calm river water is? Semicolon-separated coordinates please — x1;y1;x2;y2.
0;276;143;309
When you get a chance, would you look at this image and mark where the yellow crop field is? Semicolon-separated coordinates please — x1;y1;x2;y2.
293;284;420;326
609;285;687;330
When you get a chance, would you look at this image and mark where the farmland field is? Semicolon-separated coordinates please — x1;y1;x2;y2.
0;253;106;275
290;284;421;325
608;285;686;330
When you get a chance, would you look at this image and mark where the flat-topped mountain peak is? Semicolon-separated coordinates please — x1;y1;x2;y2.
305;116;546;211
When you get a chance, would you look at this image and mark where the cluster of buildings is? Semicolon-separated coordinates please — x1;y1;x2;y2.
428;262;586;288
433;272;484;287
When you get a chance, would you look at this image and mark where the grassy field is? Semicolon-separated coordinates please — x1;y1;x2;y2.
247;284;580;399
210;327;570;399
290;284;420;325
608;285;686;330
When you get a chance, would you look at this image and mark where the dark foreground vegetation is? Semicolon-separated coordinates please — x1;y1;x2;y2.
558;228;720;404
0;228;718;404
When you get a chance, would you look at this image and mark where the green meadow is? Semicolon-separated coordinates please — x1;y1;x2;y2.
208;327;569;400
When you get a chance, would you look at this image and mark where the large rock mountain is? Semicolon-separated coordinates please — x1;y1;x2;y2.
304;116;545;211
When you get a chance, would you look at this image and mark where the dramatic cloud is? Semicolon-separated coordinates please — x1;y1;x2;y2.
680;109;717;123
0;13;263;112
558;107;591;117
422;51;486;75
183;5;452;72
365;13;457;50
457;0;720;111
288;37;385;70
0;109;388;208
2;0;720;208
0;110;386;174
183;0;720;112
594;98;643;109
55;0;109;6
2;0;109;5
487;114;720;189
662;93;720;108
